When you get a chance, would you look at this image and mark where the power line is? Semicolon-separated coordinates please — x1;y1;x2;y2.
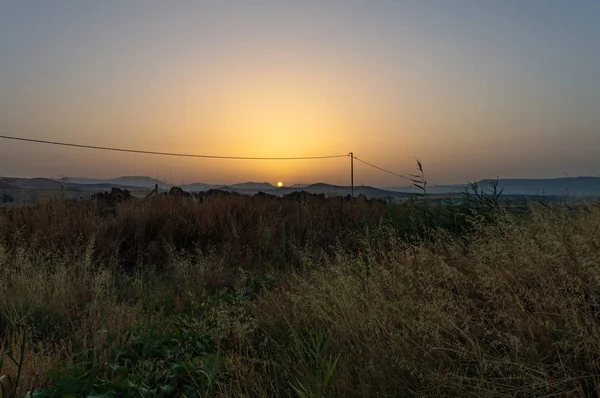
353;156;414;182
0;135;349;160
354;156;448;188
1;134;445;187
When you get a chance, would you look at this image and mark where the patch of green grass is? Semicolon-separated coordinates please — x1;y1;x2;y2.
34;314;224;398
290;330;339;398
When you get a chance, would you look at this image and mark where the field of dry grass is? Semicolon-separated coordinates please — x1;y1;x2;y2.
1;193;599;397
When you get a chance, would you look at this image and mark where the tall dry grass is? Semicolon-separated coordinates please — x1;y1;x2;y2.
249;204;600;397
0;196;599;396
0;195;397;273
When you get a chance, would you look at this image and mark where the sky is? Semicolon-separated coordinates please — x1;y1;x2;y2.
1;0;599;186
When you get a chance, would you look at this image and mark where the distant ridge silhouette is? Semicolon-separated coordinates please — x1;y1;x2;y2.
2;175;600;199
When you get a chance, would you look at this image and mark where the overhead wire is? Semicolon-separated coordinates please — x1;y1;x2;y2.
0;135;348;160
352;156;415;183
1;134;440;186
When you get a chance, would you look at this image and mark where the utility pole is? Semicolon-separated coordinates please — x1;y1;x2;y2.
349;152;354;197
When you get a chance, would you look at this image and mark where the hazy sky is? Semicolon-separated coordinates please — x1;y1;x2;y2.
1;1;599;186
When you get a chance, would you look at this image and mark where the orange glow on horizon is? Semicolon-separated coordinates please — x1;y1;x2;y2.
2;2;600;186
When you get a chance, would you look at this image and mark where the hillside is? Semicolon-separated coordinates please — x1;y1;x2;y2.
480;177;600;196
65;176;168;189
0;180;17;190
0;178;148;194
2;177;68;190
302;183;407;199
180;183;226;192
229;182;275;191
5;175;600;200
386;176;600;197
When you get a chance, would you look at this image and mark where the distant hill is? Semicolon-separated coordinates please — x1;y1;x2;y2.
1;177;145;192
384;184;465;195
303;183;345;193
0;180;17;190
179;181;407;199
229;182;275;191
385;177;600;197
480;177;600;197
111;176;168;188
4;175;600;200
2;177;68;190
63;176;168;189
301;183;407;199
60;177;107;185
71;183;146;192
181;183;226;192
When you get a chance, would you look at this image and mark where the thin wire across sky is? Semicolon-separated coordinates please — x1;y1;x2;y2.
0;135;347;160
0;134;412;182
352;157;414;182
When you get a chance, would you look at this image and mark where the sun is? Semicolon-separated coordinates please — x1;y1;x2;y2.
277;181;283;188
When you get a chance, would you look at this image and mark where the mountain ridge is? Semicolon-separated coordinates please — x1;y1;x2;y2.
3;176;600;199
385;176;600;196
61;176;168;188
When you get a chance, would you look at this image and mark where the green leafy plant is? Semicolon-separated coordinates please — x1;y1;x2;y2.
459;179;505;229
290;330;339;398
34;316;224;398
